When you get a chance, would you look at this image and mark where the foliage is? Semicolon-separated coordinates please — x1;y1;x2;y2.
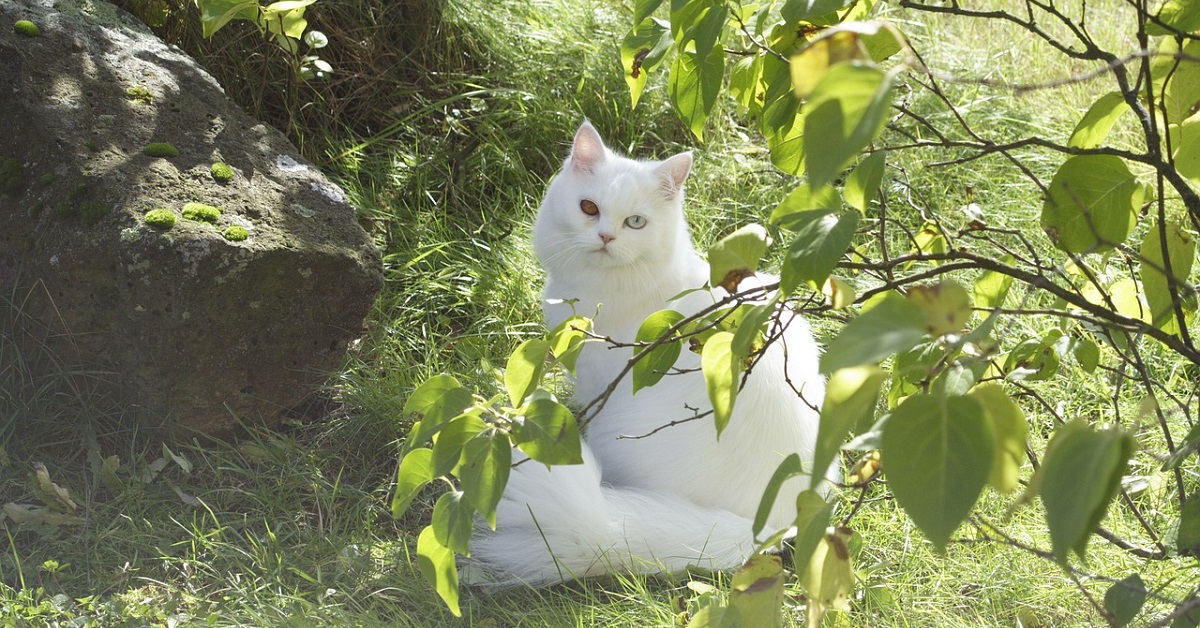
190;0;331;79
396;0;1200;624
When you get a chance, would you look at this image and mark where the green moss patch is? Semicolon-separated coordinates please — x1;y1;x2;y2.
143;142;179;158
126;85;154;105
223;225;249;241
13;20;39;37
210;162;234;183
0;156;22;195
182;202;221;223
144;208;176;230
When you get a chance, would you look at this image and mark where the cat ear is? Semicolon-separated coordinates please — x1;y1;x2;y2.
655;151;693;197
569;121;607;174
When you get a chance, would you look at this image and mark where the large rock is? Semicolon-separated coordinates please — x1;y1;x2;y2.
0;0;383;436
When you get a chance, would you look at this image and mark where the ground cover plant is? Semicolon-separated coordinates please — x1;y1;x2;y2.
2;0;1198;626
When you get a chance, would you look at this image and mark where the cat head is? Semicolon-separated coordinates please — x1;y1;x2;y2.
533;122;694;277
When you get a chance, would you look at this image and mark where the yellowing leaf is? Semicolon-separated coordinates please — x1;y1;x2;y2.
846;450;881;487
907;280;972;337
728;555;785;628
791;31;866;99
822;277;856;309
800;528;854;625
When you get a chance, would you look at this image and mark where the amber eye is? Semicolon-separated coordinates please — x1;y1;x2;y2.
580;199;599;216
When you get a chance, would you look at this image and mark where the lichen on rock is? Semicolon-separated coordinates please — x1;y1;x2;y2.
126;84;153;105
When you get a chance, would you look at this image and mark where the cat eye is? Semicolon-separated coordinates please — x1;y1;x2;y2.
580;199;599;216
624;215;647;229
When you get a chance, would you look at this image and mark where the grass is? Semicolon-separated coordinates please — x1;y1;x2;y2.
3;0;1197;626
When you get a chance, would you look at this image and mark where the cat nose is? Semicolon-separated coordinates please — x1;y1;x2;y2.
599;232;615;244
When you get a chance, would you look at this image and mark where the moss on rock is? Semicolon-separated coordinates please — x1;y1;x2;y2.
144;208;176;230
223;224;249;241
0;156;22;195
13;19;39;37
182;202;220;223
79;201;109;224
143;142;179;158
210;162;234;183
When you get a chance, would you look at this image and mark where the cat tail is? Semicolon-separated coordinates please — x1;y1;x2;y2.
459;444;757;588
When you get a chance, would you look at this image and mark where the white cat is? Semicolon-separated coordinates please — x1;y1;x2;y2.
462;122;836;587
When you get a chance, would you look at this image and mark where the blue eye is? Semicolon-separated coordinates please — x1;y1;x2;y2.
625;215;647;229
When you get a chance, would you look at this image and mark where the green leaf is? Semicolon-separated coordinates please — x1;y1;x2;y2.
416;526;461;616
881;393;994;551
1104;574;1147;627
1031;420;1133;564
458;435;511;528
1068;92;1130;149
1173;115;1200;181
1174;494;1200;557
708;223;771;293
431;414;487;477
1162;422;1200;471
1040;155;1142;255
548;315;592;373
1147;0;1200;35
766;112;806;175
769;184;841;227
1140;220;1196;334
780;209;860;295
730;53;766;116
621;17;672;108
812;366;886;491
972;259;1015;309
820;292;927;375
728;554;785;628
702;331;740;437
514;398;582;465
1153;38;1200;126
391;448;433;518
754;453;804;536
633;310;686;393
1071;336;1101;374
634;0;665;23
804;63;897;190
781;0;851;22
731;300;777;361
406;375;474;443
844;151;886;213
669;47;725;141
431;491;475;555
1004;337;1061;382
966;384;1028;494
197;0;259;38
671;0;727;61
505;339;551;407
